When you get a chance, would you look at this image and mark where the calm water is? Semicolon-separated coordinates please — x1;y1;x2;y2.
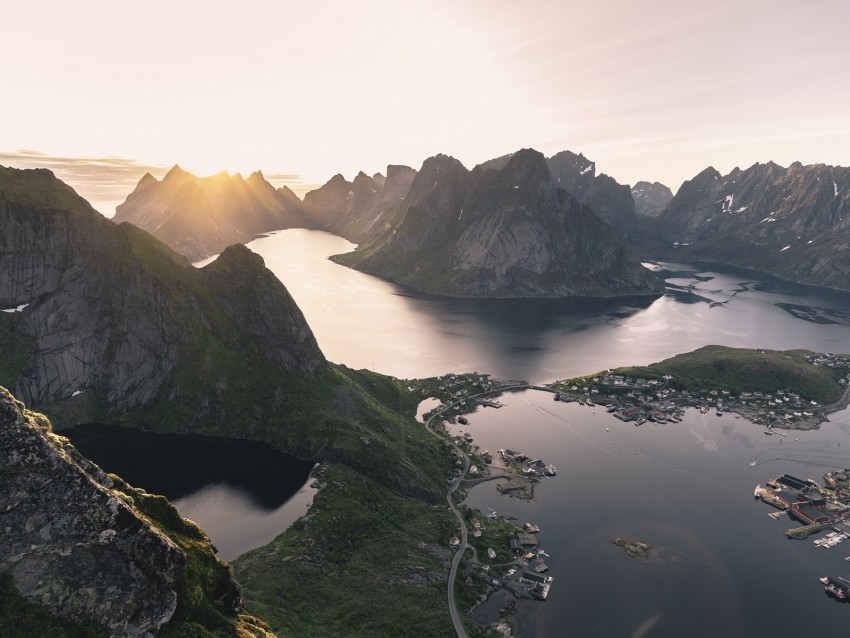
64;424;316;561
451;393;850;637
238;229;850;383
233;229;850;637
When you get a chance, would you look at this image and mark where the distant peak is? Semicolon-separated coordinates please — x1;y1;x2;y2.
164;164;191;181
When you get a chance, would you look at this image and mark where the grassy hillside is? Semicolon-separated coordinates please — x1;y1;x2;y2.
615;345;846;404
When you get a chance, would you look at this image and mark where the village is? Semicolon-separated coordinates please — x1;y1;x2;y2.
550;351;850;430
755;468;850;600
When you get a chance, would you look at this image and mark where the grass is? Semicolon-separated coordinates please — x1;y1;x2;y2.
109;475;274;638
614;346;846;404
233;463;456;637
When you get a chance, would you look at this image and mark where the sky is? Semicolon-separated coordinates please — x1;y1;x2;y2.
3;0;850;215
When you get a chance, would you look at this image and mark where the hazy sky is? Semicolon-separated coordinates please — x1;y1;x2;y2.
3;0;850;214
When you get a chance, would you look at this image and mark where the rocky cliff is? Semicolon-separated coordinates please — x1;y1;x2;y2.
651;161;850;290
0;165;326;425
632;181;673;217
334;149;663;298
301;164;418;243
113;166;314;262
546;150;640;235
0;386;274;637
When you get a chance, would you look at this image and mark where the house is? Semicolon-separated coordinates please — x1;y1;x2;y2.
790;502;829;525
449;536;460;546
487;547;496;559
776;474;808;491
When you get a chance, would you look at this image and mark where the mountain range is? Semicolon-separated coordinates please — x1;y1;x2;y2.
648;161;850;289
107;148;850;294
113;166;313;262
332;149;663;297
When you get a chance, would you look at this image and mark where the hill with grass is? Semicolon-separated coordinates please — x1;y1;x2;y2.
615;345;846;404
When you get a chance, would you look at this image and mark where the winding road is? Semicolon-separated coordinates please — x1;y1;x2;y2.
422;383;552;638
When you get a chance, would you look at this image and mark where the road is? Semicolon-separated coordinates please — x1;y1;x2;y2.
422;383;536;638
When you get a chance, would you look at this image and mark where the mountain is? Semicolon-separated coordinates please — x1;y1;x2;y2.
546;150;639;234
632;181;674;217
333;149;664;297
0;165;448;496
0;165;324;421
0;386;274;637
652;161;850;290
477;150;641;234
301;164;418;243
0;164;459;635
113;166;314;262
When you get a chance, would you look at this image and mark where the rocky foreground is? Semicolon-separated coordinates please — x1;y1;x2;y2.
0;386;274;637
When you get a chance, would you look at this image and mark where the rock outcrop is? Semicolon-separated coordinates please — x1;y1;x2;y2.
301;164;418;243
0;165;326;425
0;386;276;637
334;149;663;298
113;166;314;262
651;161;850;290
632;181;673;217
546;150;639;235
0;386;182;636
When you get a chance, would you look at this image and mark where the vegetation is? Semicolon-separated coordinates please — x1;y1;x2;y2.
109;475;274;638
0;573;100;638
612;346;846;404
233;463;455;637
0;165;94;215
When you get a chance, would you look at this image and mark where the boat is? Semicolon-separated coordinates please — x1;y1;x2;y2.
524;523;541;533
821;576;850;600
764;430;773;435
543;464;556;476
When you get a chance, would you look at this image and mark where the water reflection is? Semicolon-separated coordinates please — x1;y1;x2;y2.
230;230;850;383
63;424;316;560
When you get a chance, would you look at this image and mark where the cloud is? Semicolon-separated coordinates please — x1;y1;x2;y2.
0;150;169;216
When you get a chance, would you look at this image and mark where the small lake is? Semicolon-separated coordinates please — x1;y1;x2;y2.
63;424;316;561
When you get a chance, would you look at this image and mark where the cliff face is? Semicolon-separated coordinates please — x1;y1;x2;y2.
301;165;417;243
0;386;182;636
546;150;639;234
632;181;673;217
0;387;275;637
652;161;850;290
113;166;313;262
335;149;663;298
0;165;325;425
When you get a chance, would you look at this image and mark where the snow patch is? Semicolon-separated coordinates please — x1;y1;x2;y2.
735;205;748;213
580;164;593;175
72;390;83;397
807;240;814;244
458;208;463;221
834;180;839;197
780;245;791;252
513;185;519;189
1;303;28;313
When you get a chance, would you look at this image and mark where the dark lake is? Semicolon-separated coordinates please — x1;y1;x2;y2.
64;424;315;560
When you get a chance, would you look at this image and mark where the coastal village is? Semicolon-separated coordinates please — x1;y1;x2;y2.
755;469;850;600
409;351;850;635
